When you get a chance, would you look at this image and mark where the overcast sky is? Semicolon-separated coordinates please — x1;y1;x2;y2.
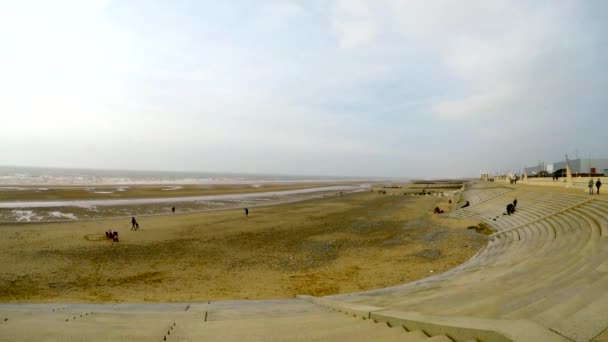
1;1;607;178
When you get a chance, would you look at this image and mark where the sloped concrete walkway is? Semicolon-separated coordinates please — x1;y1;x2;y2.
0;300;453;341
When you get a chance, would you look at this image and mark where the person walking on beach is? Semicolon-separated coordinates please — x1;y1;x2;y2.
244;208;249;217
131;217;138;230
172;206;175;214
589;178;594;195
513;198;517;208
597;179;602;195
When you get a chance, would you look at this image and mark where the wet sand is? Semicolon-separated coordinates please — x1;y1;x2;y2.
0;185;366;222
0;184;486;303
0;185;363;209
0;182;356;202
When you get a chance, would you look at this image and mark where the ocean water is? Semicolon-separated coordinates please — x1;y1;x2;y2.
0;166;366;186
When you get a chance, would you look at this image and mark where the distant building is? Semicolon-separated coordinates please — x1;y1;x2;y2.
480;172;490;181
525;158;608;177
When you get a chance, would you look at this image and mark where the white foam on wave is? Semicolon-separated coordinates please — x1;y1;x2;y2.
0;187;27;191
161;186;182;191
48;211;78;220
88;187;129;194
11;210;39;222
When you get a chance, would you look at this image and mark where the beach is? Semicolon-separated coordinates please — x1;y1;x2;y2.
0;183;486;303
0;183;366;223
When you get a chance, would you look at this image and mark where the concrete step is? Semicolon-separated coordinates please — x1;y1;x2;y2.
169;313;439;341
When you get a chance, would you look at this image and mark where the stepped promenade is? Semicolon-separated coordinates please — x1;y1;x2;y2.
2;182;607;341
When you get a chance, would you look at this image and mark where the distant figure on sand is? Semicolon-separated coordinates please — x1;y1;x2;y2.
513;198;517;208
506;203;515;215
597;179;602;195
172;206;175;214
131;217;139;230
589;179;594;195
244;208;249;216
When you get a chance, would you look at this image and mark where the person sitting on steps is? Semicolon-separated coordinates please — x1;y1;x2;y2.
506;203;515;215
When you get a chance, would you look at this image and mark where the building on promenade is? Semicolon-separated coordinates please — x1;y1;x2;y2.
524;158;608;177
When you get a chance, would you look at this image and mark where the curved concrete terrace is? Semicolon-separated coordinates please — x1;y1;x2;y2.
1;182;607;341
326;182;608;341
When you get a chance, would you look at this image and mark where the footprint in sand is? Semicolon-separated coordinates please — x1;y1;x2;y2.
84;234;107;242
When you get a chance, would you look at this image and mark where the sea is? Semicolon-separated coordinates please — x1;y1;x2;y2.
0;166;377;186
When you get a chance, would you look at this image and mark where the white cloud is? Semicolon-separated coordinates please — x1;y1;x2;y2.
330;0;377;48
433;90;513;120
1;1;606;177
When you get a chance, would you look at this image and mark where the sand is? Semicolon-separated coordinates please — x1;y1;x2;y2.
0;184;486;303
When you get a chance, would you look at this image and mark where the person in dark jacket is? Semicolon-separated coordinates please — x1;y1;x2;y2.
597;179;602;195
506;203;514;215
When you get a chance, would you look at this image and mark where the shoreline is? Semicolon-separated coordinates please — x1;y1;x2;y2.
1;188;367;224
0;185;366;209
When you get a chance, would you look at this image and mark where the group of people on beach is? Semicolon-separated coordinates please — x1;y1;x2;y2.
103;216;140;242
105;230;119;242
588;178;602;195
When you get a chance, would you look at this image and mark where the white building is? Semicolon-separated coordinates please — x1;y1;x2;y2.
525;158;608;176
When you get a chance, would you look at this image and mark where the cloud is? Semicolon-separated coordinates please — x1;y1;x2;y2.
389;1;600;130
330;0;377;48
1;1;607;177
433;91;512;120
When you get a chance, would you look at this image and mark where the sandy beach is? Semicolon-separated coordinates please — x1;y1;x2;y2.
0;183;487;303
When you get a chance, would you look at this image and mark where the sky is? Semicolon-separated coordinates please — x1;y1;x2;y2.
1;0;607;178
